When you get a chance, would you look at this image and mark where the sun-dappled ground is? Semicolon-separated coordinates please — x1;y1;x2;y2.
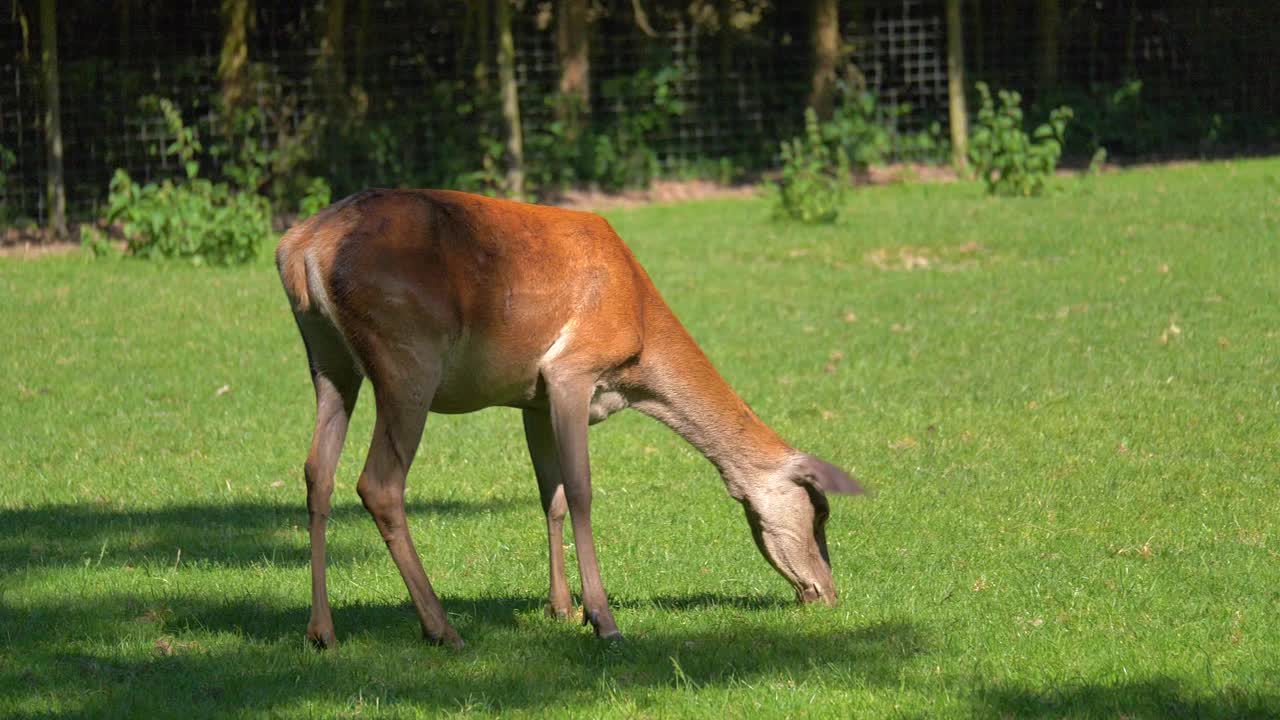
2;159;1278;718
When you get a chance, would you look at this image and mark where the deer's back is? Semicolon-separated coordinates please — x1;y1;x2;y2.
277;189;648;413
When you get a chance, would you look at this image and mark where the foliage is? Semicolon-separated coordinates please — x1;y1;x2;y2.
969;83;1073;197
1038;79;1280;159
588;66;687;192
297;176;332;219
771;107;850;223
518;94;588;195
105;170;271;266
145;97;203;180
207;67;326;212
822;90;893;169
101;99;271;265
518;66;688;196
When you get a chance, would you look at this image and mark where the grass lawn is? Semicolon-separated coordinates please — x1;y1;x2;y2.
2;159;1278;718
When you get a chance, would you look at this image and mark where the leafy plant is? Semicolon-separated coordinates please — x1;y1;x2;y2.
297;177;332;219
771;107;850;223
969;83;1072;197
822;91;893;170
588;66;687;192
102;99;271;265
522;94;591;195
144;98;202;180
207;74;324;212
820;87;951;170
106;171;271;266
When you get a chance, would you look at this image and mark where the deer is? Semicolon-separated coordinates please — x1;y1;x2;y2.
276;188;863;649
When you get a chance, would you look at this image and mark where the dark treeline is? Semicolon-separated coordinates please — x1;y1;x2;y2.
1;0;1277;228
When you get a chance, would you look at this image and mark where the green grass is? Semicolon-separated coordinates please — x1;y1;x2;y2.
2;160;1278;718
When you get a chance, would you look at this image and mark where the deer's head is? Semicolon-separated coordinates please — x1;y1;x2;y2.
741;454;862;605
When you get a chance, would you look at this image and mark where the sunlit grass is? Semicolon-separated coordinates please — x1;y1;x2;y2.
2;159;1278;718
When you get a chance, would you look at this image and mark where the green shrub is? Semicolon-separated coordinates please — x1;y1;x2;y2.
771;108;850;223
589;66;687;192
106;171;271;266
519;67;688;195
101;99;271;266
969;82;1072;197
821;89;951;169
297;176;332;219
822;91;892;169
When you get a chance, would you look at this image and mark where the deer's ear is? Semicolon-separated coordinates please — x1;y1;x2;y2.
795;455;864;496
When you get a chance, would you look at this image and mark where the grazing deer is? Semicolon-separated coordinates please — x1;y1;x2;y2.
277;189;862;649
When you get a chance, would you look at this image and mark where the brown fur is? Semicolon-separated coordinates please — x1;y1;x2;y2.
279;189;862;648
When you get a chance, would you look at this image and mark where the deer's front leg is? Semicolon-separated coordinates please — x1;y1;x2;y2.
522;408;574;620
547;379;622;640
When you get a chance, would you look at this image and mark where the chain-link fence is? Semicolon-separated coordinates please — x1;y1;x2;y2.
2;0;1276;226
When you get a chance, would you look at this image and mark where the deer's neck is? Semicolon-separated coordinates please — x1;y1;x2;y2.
626;302;793;494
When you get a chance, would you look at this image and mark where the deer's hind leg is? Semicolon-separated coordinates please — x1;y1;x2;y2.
356;348;464;649
296;313;363;649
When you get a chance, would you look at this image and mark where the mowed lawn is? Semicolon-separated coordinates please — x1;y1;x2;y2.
1;160;1278;718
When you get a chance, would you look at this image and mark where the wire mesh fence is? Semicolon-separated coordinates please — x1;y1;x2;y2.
1;0;1276;226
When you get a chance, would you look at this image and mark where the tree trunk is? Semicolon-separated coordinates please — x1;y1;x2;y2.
355;0;371;84
319;0;347;106
808;0;839;122
40;0;66;237
471;0;491;90
1037;0;1060;91
555;0;589;140
946;0;968;172
496;0;524;198
717;0;733;72
218;0;251;113
971;0;983;78
1123;0;1137;78
116;0;130;64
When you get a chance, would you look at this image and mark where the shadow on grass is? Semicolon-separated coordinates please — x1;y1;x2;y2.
974;678;1280;719
1;590;928;717
0;497;517;572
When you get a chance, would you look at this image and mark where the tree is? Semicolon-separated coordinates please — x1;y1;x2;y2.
808;0;838;122
116;0;130;64
354;0;371;87
496;0;524;198
318;0;347;106
555;0;590;141
946;0;969;172
40;0;66;237
1037;0;1060;90
218;0;252;114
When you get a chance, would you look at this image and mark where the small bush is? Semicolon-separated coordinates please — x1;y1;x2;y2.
297;177;332;219
588;66;687;192
772;108;850;223
102;99;272;265
969;83;1072;197
107;171;271;266
823;91;892;170
822;89;951;169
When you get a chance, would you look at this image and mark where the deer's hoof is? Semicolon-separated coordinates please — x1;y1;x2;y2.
586;609;623;642
546;604;574;621
596;628;625;644
306;625;337;650
425;626;466;651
